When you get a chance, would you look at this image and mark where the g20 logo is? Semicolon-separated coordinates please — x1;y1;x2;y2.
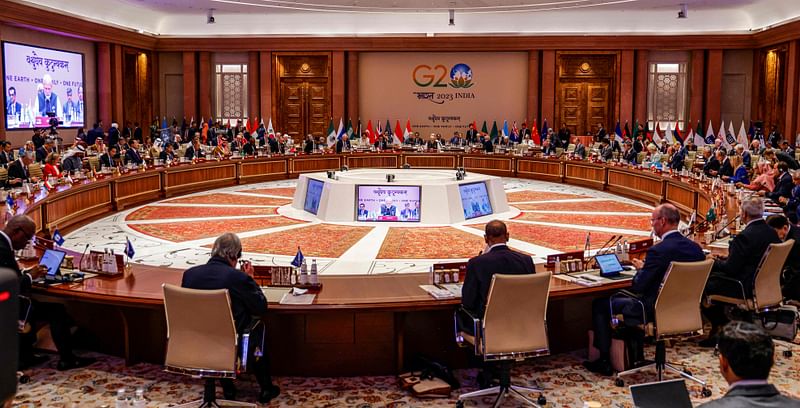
412;63;474;89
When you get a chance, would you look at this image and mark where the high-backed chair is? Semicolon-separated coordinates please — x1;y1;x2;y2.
87;156;100;172
162;284;255;408
454;273;551;408
566;143;576;153
27;163;43;180
0;167;7;185
613;259;714;398
637;152;648;164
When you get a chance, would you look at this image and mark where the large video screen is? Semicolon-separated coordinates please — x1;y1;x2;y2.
303;179;324;214
2;41;85;129
356;185;421;222
459;182;493;220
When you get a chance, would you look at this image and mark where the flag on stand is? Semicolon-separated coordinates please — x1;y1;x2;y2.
394;120;403;144
614;121;623;143
719;121;730;149
540;119;549;142
653;123;663;144
346;119;355;139
531;119;540;145
705;120;716;145
748;121;756;142
693;120;705;147
326;118;336;147
632;119;640;141
125;237;135;259
481;121;488;135
727;121;737;147
737;120;749;147
376;120;383;139
673;121;683;145
663;122;674;144
366;120;375;143
290;247;304;268
501;120;509;138
385;119;394;142
490;121;499;140
624;121;631;140
511;121;519;142
267;118;275;139
404;119;413;142
52;228;65;246
5;194;15;209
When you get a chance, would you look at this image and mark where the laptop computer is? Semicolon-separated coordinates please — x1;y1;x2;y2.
595;253;631;280
33;249;66;286
630;379;693;408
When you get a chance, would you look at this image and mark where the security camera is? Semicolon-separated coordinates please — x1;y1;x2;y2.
677;4;687;19
448;9;455;26
207;9;216;24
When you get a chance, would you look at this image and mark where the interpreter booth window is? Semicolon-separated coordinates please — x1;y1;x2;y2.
214;63;248;124
647;62;688;131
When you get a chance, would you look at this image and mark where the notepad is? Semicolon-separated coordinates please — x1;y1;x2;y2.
262;287;290;303
279;292;316;305
419;285;456;300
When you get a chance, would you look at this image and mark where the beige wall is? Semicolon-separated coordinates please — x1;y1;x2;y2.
158;51;183;123
359;52;528;137
0;23;97;146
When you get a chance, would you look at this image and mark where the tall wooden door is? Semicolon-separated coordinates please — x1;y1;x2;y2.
557;81;610;136
279;78;328;141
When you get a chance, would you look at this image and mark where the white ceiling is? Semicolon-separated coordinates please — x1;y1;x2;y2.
14;0;800;37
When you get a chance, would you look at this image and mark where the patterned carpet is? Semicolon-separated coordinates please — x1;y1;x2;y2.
506;190;590;202
468;222;644;252
377;227;486;259
238;224;374;257
236;187;296;197
513;200;651;213
514;213;653;231
126;206;278;221
14;341;800;407
128;216;306;242
164;193;292;206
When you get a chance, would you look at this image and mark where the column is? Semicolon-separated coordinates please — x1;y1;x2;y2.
689;50;705;125
346;52;359;125
182;51;196;120
704;50;723;127
332;51;345;123
527;50;539;124
619;50;635;126
633;50;649;125
260;51;272;123
198;52;212;121
540;50;556;127
248;52;260;122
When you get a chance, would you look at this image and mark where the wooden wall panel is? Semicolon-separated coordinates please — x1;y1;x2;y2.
690;50;705;124
634;50;648;125
541;50;557;126
346;155;397;169
332;51;346;124
248;51;260;122
346;52;359;125
45;184;113;231
705;50;724;126
182;52;197;119
198;51;212;120
114;173;162;210
516;159;562;181
164;163;237;196
527;50;540;124
97;42;112;127
112;45;124;124
290;156;341;174
260;51;273;123
784;41;799;144
403;154;456;169
619;50;634;126
239;159;289;182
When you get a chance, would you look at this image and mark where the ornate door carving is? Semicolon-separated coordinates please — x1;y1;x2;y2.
275;54;331;143
555;53;616;136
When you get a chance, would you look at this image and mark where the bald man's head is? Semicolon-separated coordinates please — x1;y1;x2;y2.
484;220;509;246
3;215;36;250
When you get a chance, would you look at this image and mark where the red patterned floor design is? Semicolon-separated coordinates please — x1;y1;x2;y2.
164;193;292;206
514;212;652;231
237;224;373;257
128;217;306;242
506;190;590;202
514;200;651;213
236;187;296;197
467;222;642;252
126;206;278;221
377;227;485;259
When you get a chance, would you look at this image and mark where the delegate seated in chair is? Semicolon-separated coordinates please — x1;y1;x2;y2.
584;204;705;376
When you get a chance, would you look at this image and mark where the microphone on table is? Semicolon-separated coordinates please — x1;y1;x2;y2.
714;215;741;240
79;243;90;270
584;235;620;269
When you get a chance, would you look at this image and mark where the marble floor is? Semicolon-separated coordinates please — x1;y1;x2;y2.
63;177;656;275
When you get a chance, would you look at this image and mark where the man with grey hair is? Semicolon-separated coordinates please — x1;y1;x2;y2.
181;232;279;403
585;204;704;375
701;197;781;346
6;152;34;188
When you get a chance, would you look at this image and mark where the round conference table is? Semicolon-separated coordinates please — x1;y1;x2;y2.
23;150;716;376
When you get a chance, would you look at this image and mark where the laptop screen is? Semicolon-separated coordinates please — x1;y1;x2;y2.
596;253;624;277
630;379;692;408
39;249;66;277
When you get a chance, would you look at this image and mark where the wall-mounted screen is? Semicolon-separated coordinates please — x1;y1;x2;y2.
356;185;421;222
2;41;86;129
459;182;493;219
303;179;324;214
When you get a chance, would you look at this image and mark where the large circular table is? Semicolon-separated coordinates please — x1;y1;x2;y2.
25;151;715;376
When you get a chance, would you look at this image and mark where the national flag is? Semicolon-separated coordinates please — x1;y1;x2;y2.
747;121;756;141
719;121;730;149
161;116;168;130
693;120;706;147
663;122;674;144
357;118;362;141
394;120;403;144
376;119;383;139
6;194;15;209
245;118;252;134
481;121;488;135
726;121;737;148
501;120;509;138
705;120;716;145
326;118;336;147
125;237;135;259
225;118;231;129
643;122;652;141
614;121;623;143
366;119;375;143
267;118;275;139
339;118;348;140
490;121;499;140
737;120;748;147
653;123;663;144
540;119;548;142
404;119;413;142
52;228;65;246
632;119;640;140
624;121;631;140
385;119;394;141
673;121;683;145
531;119;540;145
290;247;304;268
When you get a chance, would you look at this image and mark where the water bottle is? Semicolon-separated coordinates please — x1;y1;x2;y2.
133;388;146;408
554;256;561;274
299;259;308;285
115;388;127;408
310;259;318;284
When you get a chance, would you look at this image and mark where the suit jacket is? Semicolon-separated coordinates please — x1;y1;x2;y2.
303;140;314;154
776;151;800;170
704;157;721;177
35;147;50;163
181;256;268;334
623;149;638;164
574;144;587;159
465;129;479;143
6;159;28;186
125;149;143;165
0;232;26;295
600;145;613;161
767;172;794;202
742;151;752;168
719;158;734;178
335;139;351;153
631;232;705;310
0;150;14;166
184;145;202;160
713;219;781;295
158;151;174;162
99;153;115;168
784;225;800;276
697;383;800;408
669;152;684;171
482;139;494;153
461;245;535;318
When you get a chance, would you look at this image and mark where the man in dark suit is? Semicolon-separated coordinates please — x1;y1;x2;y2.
766;214;800;300
584;204;705;375
698;321;800;408
6;86;22;120
766;162;793;204
622;142;638;164
0;142;14;167
125;139;144;165
599;139;613;161
108;123;120;147
100;146;117;168
717;149;734;178
557;124;571;147
595;123;607;142
158;144;174;163
465;123;479;144
184;138;204;160
181;233;279;404
776;150;800;170
2;215;94;370
357;203;368;218
374;134;390;151
380;198;396;216
335;135;351;154
573;137;587;159
6;153;33;188
460;220;534;334
702;197;781;346
703;147;721;177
